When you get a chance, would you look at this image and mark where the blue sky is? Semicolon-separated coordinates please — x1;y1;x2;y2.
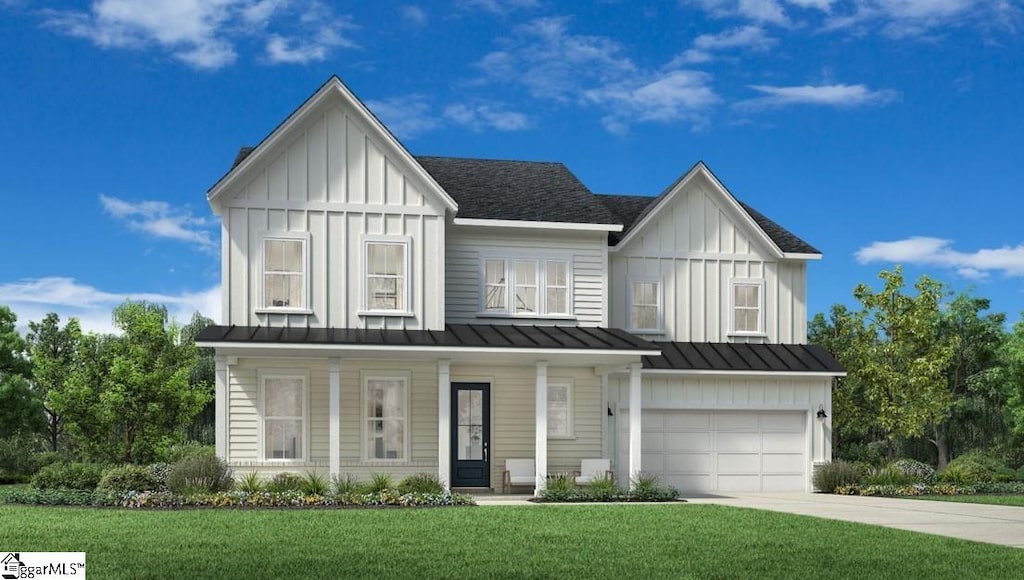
1;0;1022;334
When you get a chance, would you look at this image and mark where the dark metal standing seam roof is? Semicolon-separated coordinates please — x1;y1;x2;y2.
196;324;659;352
643;342;844;373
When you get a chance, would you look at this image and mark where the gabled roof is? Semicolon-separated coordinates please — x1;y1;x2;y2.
643;341;844;374
598;162;820;255
415;156;620;226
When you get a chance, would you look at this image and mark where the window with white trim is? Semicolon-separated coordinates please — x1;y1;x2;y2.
263;237;306;309
364;240;409;313
262;375;306;460
481;258;571;317
547;382;573;438
365;375;408;460
630;280;661;331
732;280;763;334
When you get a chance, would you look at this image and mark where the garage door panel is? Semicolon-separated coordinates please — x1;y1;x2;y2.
664;474;711;492
761;413;805;432
762;432;805;453
716;432;759;453
717;453;759;473
641;453;664;472
641;433;664;452
718;475;760;492
716;412;759;430
665;432;710;451
762;453;804;474
664;452;711;474
664;411;710;430
762;475;805;492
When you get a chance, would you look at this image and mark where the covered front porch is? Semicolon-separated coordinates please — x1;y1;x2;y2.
197;324;659;495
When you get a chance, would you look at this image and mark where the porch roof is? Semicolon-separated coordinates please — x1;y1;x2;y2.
196;323;658;353
643;342;844;375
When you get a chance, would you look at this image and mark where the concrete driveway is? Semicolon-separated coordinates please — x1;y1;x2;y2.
687;493;1024;548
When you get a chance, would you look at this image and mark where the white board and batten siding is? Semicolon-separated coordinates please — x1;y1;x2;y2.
608;374;832;492
611;172;808;343
218;100;447;331
445;227;608;326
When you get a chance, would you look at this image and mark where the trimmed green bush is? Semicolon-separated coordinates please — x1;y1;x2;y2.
265;472;303;493
148;463;171;490
939;452;1007;485
366;473;393;494
0;488;98;506
32;462;106;490
891;459;937;483
0;488;476;508
237;471;263;494
813;461;861;493
98;465;161;493
630;473;680;502
166;455;233;494
863;464;919;486
300;471;330;496
154;440;215;463
0;435;46;483
586;475;621;501
398;473;444;495
332;474;361;495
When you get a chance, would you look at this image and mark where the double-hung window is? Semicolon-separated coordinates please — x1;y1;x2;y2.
364;239;410;313
547;382;573;438
365;375;409;460
731;280;764;334
262;236;307;310
481;258;571;317
262;374;307;460
629;280;661;331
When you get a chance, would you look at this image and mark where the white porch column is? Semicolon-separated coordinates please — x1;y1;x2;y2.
214;355;228;460
628;361;642;489
329;357;341;479
535;360;548;497
438;359;451;489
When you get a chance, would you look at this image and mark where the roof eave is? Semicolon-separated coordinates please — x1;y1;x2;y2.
452;217;623;232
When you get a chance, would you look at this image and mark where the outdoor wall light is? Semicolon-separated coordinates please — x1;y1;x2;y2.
816;404;828;420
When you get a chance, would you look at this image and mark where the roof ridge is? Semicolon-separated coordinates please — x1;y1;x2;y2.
415;154;564;166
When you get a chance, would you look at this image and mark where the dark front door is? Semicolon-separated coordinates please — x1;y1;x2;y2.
451;383;490;487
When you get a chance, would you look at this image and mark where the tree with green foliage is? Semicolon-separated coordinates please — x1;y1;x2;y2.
26;313;82;452
0;306;31;378
809;304;874;448
181;312;215;443
58;301;211;463
0;306;44;438
1002;316;1024;443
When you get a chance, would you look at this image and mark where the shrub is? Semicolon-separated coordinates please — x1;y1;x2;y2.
891;459;937;483
166;455;233;494
1016;466;1024;483
98;465;160;492
629;473;680;502
237;471;263;494
0;434;45;483
366;472;393;494
813;461;861;493
265;472;303;493
940;451;1006;485
0;488;98;506
300;471;330;496
332;474;361;495
398;473;444;495
586;475;621;501
32;462;106;490
863;464;919;486
835;442;886;466
546;472;575;493
148;463;171;490
154;440;215;463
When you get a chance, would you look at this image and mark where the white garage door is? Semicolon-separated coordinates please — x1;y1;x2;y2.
618;410;807;493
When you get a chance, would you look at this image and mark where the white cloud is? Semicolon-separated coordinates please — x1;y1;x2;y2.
100;194;216;251
0;277;220;334
476;16;718;133
736;83;899;109
399;5;427;27
672;25;776;64
444;103;530;131
364;95;441;140
458;0;540;14
684;0;791;24
39;0;357;70
855;236;1024;280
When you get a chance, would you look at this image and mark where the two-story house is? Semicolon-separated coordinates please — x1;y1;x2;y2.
196;76;844;495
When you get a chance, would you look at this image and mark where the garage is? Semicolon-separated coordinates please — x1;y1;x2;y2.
618;409;808;493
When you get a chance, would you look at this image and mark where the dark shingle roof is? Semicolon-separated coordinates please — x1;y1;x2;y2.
597;192;820;254
643;342;844;373
197;324;658;352
415;156;619;225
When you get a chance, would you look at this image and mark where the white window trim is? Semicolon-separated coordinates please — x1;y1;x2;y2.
729;278;766;336
257;370;310;463
476;255;575;319
628;278;663;334
360;236;413;317
257;231;312;314
360;370;412;463
547;380;574;440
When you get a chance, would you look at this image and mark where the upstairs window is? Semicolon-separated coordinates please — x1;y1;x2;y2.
732;280;764;334
364;240;410;313
263;236;307;310
630;280;661;331
480;258;572;317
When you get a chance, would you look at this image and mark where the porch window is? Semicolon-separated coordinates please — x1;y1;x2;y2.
364;240;409;313
263;374;306;460
365;375;408;460
731;280;764;334
547;382;573;438
262;236;307;310
630;280;661;331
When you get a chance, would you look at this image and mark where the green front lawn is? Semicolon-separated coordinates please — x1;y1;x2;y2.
2;504;1021;578
914;495;1024;507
